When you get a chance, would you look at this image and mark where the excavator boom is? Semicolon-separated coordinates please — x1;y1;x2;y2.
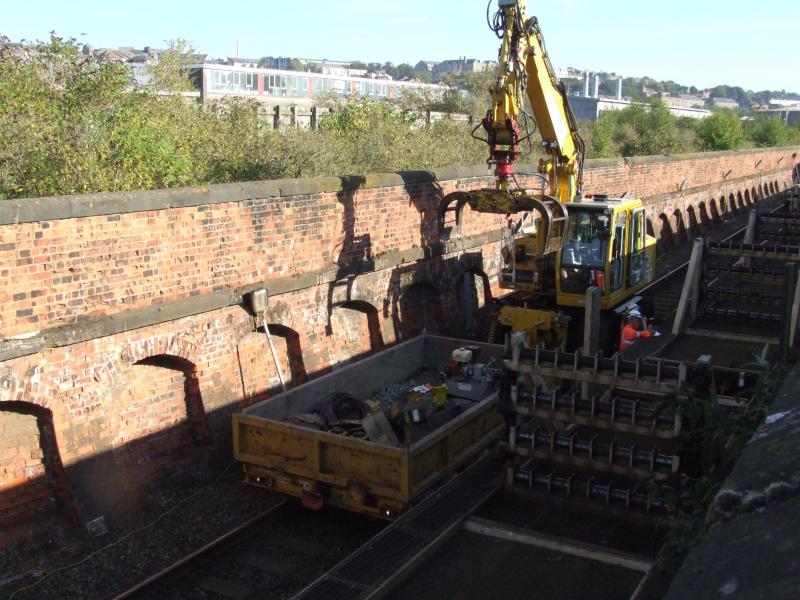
481;0;584;205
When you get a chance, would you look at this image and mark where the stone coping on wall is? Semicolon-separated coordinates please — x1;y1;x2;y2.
1;146;797;225
643;166;788;207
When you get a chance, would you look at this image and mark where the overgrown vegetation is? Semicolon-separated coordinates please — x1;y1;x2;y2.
652;348;787;566
1;36;798;200
585;103;800;158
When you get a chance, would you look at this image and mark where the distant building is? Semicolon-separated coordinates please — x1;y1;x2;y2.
0;41;26;57
94;48;133;63
769;98;800;108
368;71;393;80
320;65;367;78
657;92;705;110
570;96;710;121
432;58;496;81
556;67;585;80
707;97;740;110
758;107;800;126
261;56;292;70
415;60;438;72
189;62;446;108
226;57;260;69
89;46;209;87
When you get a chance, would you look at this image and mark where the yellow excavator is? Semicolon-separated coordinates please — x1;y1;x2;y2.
464;0;657;351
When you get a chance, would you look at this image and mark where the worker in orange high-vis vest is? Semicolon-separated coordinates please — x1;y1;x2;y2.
619;309;652;351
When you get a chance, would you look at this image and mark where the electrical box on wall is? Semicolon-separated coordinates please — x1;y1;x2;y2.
248;289;268;314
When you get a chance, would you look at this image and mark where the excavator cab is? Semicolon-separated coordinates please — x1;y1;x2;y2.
556;198;656;310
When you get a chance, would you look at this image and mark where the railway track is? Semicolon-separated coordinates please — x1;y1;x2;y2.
113;501;385;600
642;196;789;324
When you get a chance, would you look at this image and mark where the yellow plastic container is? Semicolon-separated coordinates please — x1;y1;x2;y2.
433;384;448;409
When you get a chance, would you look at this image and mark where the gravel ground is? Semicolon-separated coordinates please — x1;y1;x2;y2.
1;460;285;599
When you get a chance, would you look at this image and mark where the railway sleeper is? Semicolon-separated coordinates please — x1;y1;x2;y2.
759;232;800;245
704;284;786;303
762;212;800;224
505;426;679;480
707;239;800;261
509;345;691;389
509;460;670;512
510;385;681;438
704;263;786;284
701;301;784;325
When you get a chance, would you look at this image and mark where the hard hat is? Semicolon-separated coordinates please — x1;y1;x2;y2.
628;308;642;318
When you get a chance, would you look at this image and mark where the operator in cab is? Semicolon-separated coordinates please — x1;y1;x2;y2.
619;308;657;351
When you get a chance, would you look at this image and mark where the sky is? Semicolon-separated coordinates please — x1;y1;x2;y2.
2;0;798;92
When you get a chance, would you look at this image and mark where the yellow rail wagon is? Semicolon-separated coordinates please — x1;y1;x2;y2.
233;335;504;519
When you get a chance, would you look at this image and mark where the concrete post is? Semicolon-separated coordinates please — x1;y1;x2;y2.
790;266;800;350
781;262;797;363
273;105;281;130
617;78;623;101
593;75;600;99
737;210;758;269
582;287;602;399
673;238;704;335
582;287;602;356
584;72;590;97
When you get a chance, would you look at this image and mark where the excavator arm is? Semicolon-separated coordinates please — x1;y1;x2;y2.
470;0;585;248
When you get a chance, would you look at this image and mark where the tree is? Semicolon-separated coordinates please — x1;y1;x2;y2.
589;112;617;158
599;79;617;97
621;78;644;101
415;70;432;84
0;35;202;199
462;70;494;118
148;39;195;93
413;62;432;83
561;77;583;96
747;116;791;147
396;63;416;80
287;58;305;72
696;110;745;150
616;99;686;156
709;85;750;108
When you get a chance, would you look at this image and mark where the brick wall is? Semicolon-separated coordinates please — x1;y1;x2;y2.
0;146;798;524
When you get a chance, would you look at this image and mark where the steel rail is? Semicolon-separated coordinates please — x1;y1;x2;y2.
637;202;785;298
110;499;287;600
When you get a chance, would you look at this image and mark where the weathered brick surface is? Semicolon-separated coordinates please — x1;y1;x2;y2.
0;147;797;524
0;411;50;523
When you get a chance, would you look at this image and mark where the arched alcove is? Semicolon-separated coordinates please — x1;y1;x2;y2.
329;300;384;366
0;402;71;525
